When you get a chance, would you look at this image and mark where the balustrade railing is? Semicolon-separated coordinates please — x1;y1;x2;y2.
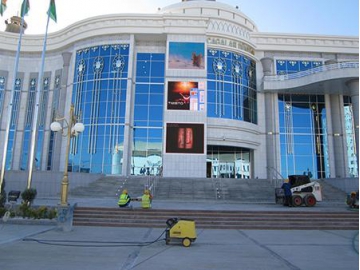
264;62;359;82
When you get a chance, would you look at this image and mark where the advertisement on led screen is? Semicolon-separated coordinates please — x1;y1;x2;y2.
167;81;205;111
168;42;205;69
166;123;204;154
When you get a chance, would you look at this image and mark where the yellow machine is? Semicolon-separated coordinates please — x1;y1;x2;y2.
165;218;197;247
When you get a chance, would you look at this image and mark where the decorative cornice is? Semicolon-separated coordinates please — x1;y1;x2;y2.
0;14;358;56
207;123;260;135
0;14;208;53
208;19;251;40
251;32;359;54
207;136;261;147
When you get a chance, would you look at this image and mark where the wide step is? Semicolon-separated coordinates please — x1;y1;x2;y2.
73;207;358;230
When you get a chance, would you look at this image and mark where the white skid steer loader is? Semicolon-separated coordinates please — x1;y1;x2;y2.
275;175;322;207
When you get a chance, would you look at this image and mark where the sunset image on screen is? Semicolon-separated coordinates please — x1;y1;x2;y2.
167;81;198;110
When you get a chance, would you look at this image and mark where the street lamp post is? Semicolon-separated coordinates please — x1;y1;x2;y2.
50;104;84;206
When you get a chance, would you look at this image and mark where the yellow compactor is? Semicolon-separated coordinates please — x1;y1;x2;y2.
165;218;197;247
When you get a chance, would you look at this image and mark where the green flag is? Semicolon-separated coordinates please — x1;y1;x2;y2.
0;0;7;16
20;0;30;17
48;0;56;22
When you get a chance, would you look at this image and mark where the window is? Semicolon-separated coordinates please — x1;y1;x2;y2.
132;53;165;176
278;94;327;179
69;44;129;174
207;49;257;124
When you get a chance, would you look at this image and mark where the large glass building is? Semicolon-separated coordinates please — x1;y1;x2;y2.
0;0;358;184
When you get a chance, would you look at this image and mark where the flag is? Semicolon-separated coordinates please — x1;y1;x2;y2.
0;0;7;17
47;0;56;22
20;0;30;17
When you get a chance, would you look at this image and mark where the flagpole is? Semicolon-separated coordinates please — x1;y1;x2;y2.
27;5;51;188
0;6;27;193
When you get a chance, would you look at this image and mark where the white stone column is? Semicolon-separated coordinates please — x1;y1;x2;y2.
264;92;280;179
324;94;336;178
261;58;281;179
330;95;348;177
122;35;136;176
52;52;72;172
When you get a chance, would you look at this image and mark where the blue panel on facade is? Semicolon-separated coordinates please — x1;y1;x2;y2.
132;53;165;176
70;44;129;174
207;49;257;123
278;94;329;179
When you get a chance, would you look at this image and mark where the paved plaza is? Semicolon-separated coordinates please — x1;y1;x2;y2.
0;198;358;270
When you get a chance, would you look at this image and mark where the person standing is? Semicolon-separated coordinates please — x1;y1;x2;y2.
118;189;131;208
141;189;153;209
281;179;293;207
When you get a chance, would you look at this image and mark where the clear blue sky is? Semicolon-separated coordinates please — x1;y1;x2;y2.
1;0;358;36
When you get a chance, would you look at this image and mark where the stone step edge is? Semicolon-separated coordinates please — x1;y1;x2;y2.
72;222;358;230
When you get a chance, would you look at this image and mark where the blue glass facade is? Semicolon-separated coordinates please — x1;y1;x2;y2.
70;44;129;174
0;50;355;180
5;78;22;170
276;60;323;75
207;49;257;123
276;59;358;179
67;46;259;177
20;78;36;170
206;49;257;178
278;94;327;179
20;77;49;171
277;59;327;179
133;53;165;176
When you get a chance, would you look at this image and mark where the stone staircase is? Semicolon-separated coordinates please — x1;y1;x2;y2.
70;176;148;198
70;176;348;203
73;207;359;230
70;176;356;230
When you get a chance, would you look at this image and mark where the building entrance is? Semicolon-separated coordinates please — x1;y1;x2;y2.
207;146;251;178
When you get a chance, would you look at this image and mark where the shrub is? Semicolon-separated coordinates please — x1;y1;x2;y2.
19;203;32;218
0;179;6;208
18;204;57;219
47;208;57;220
36;206;48;219
0;207;6;217
0;193;5;208
21;188;37;206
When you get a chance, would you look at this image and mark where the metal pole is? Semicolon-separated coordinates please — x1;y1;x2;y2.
27;7;51;188
60;104;74;206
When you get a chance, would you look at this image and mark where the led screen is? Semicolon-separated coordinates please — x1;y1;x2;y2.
167;81;205;111
168;42;205;69
166;123;204;154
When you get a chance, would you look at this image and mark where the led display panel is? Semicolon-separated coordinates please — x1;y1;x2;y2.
168;42;205;69
167;81;205;111
166;123;204;154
